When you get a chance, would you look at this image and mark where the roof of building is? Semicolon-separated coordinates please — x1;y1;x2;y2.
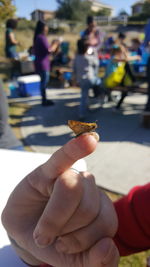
88;0;114;10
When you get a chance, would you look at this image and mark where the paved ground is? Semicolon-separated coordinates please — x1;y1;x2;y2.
19;87;150;195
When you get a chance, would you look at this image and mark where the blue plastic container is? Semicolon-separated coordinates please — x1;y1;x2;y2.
9;83;20;98
17;75;41;97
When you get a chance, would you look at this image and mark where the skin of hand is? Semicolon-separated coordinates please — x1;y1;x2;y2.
49;41;60;53
2;133;119;267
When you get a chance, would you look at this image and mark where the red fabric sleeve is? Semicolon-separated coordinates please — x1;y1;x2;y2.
114;183;150;256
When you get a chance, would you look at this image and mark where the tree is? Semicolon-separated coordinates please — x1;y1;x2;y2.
129;1;150;22
118;9;128;17
94;8;111;17
0;0;16;23
56;0;91;21
142;0;150;18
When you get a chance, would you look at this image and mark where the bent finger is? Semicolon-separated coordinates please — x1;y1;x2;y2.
59;172;100;235
55;191;118;254
33;170;83;247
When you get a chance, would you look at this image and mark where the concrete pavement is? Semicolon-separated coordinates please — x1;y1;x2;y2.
20;87;150;194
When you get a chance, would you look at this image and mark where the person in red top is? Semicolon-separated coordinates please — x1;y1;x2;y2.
114;183;150;256
1;133;150;266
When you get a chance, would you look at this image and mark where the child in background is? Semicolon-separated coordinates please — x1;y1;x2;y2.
104;45;140;110
105;45;136;86
5;19;20;60
73;38;101;120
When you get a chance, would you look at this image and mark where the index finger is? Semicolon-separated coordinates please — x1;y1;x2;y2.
42;132;99;179
27;132;99;196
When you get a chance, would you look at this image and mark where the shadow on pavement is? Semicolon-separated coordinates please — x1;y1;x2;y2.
20;94;150;148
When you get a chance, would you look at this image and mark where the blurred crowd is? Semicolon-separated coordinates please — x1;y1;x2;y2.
4;16;150;117
1;15;150;150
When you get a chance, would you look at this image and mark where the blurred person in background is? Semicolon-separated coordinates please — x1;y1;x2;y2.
145;57;150;112
130;38;142;57
143;19;150;48
5;18;20;60
73;38;102;120
142;56;150;128
81;15;105;54
5;18;21;79
33;20;59;106
116;32;127;48
104;45;141;110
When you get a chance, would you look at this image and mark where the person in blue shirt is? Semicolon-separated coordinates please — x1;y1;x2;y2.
5;19;20;59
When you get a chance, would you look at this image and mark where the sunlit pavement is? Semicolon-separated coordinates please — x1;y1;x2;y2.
19;87;150;194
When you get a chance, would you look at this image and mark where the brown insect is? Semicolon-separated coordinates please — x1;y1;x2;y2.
68;120;98;136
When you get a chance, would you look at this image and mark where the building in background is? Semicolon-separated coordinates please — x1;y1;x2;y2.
31;9;55;21
87;0;114;16
131;0;145;15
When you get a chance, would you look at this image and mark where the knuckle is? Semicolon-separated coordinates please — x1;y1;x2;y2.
58;171;83;193
63;233;85;253
40;216;58;233
81;194;99;223
82;171;96;182
79;204;99;225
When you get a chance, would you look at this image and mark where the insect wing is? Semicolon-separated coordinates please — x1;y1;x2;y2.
68;120;97;136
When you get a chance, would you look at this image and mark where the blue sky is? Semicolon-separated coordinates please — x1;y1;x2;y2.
15;0;137;19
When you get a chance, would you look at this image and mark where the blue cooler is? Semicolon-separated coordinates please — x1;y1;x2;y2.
17;75;41;97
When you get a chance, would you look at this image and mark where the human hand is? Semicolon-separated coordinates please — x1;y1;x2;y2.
2;133;119;267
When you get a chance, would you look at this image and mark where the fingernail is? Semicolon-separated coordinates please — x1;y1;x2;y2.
55;239;68;253
101;239;114;265
82;132;100;142
34;235;51;248
89;132;100;142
